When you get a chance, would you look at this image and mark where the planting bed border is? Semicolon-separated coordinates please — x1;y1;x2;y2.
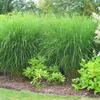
0;75;99;98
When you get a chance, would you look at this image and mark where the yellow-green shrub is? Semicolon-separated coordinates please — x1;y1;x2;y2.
23;56;65;87
72;56;100;94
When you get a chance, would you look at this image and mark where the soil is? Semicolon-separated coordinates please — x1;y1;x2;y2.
0;75;99;97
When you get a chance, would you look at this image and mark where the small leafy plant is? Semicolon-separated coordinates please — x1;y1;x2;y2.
23;56;65;87
72;56;100;94
47;72;65;84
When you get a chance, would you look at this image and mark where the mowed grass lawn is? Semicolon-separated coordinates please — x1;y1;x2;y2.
0;88;99;100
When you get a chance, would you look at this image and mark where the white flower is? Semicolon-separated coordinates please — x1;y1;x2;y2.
92;12;100;21
92;12;100;44
97;52;100;56
95;30;100;34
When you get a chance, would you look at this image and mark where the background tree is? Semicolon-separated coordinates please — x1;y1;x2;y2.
0;0;13;14
42;0;97;15
12;0;36;12
0;0;98;15
82;0;96;15
44;0;83;15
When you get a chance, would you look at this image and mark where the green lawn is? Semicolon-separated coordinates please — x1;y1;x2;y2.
0;88;99;100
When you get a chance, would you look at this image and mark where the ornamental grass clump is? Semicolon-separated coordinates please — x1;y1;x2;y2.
41;16;97;77
0;14;97;77
0;15;44;76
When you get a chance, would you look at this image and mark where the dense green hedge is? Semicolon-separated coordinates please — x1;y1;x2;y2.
0;14;97;77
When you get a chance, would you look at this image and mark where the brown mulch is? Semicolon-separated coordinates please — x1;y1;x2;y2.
0;75;99;97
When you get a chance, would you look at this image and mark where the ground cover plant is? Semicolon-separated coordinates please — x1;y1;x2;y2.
72;56;100;94
23;56;65;87
0;14;97;78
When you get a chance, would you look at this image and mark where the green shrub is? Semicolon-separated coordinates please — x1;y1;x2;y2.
72;56;100;94
23;56;65;87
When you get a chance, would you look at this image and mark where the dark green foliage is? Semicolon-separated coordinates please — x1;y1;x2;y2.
0;0;13;14
82;0;96;15
0;0;97;16
43;0;97;15
12;0;36;12
45;0;83;15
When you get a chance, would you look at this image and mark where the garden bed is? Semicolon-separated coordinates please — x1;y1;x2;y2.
0;75;99;98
